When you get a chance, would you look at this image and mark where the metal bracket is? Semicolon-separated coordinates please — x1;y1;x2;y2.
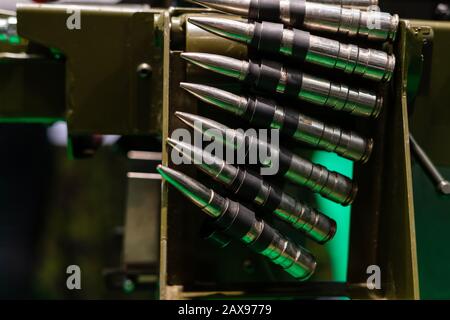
16;4;166;135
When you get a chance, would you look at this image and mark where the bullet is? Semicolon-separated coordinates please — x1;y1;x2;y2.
157;165;317;280
187;0;398;42
180;82;373;162
309;0;378;10
188;17;395;82
181;52;383;118
167;138;337;243
175;112;358;205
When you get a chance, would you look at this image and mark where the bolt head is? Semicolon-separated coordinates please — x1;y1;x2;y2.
435;3;450;20
438;181;450;195
137;63;152;79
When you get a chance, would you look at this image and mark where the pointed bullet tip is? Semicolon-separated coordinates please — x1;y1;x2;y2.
167;139;195;160
179;83;244;114
157;165;179;181
166;137;178;148
180;52;192;58
179;52;246;81
187;16;250;44
184;0;211;6
180;52;199;64
179;82;191;90
187;16;200;23
156;164;165;175
179;82;200;93
157;166;182;188
187;16;214;27
174;111;184;118
183;0;251;16
174;111;194;126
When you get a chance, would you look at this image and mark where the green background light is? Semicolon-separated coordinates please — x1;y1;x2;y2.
311;151;353;282
8;35;21;44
